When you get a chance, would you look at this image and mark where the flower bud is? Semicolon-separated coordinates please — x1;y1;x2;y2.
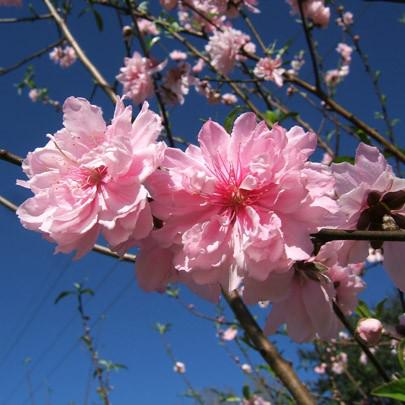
356;318;383;345
173;361;186;374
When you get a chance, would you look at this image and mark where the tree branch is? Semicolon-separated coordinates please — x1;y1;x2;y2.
223;289;317;405
42;0;116;103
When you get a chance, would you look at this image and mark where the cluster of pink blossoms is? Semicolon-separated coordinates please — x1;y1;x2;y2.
49;46;77;68
116;52;166;105
325;42;353;87
18;99;405;343
205;27;255;75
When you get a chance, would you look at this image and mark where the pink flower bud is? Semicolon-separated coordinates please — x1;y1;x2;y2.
221;327;238;341
173;361;186;374
356;318;383;345
241;363;252;373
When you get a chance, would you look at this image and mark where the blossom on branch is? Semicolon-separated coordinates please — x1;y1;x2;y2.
136;113;341;301
49;46;77;68
332;143;405;290
253;57;285;87
117;52;166;105
17;97;165;258
205;27;254;74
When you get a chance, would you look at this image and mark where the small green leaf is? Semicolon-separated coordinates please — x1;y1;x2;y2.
398;340;405;372
242;385;251;400
355;300;373;318
224;106;246;133
155;322;171;335
375;298;387;318
91;9;104;31
372;378;405;401
54;290;74;304
332;156;355;164
80;288;95;297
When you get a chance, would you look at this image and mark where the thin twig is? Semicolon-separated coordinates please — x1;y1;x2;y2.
333;302;390;382
0;39;63;76
0;14;52;24
297;0;322;90
42;0;116;103
313;228;405;242
222;289;317;405
286;74;405;163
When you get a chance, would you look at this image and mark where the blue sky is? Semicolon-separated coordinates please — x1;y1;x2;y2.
0;0;405;404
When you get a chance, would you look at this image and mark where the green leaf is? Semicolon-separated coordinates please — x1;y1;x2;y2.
332;156;355;164
154;322;171;335
375;298;387;318
355;300;373;318
54;290;74;304
355;128;371;145
372;378;405;401
398;340;405;372
91;8;104;31
224;106;246;133
80;288;95;297
242;385;251;400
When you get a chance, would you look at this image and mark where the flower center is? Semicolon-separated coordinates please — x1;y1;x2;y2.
81;165;108;188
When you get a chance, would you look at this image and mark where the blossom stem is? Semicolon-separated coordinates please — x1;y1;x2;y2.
332;302;390;382
42;0;116;103
222;289;317;405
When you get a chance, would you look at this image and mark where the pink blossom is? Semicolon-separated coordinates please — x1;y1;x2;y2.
221;93;237;105
161;63;195;105
241;363;252;373
160;0;177;10
169;50;188;61
325;66;349;87
287;51;305;76
337;11;354;28
331;143;405;290
288;0;330;28
192;58;205;73
331;352;347;374
221;326;238;341
205;27;252;74
253;57;285;87
321;152;333;165
173;361;186;373
263;242;365;342
367;248;383;263
138;18;159;36
357;318;383;345
137;114;340;300
28;89;40;103
17;97;165;258
116;52;166;104
336;43;353;65
49;46;77;68
314;363;327;374
195;80;221;104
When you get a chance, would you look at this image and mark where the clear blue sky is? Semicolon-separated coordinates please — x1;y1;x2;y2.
0;1;404;404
